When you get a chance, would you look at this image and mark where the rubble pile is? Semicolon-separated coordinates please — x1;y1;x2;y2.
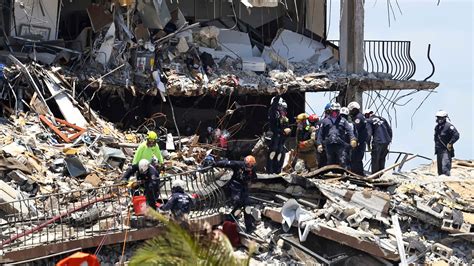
0;2;342;103
240;160;474;265
0;112;213;195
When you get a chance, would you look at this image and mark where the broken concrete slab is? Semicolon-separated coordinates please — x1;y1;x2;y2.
262;207;400;261
242;57;266;72
270;29;326;63
0;179;29;214
218;30;253;58
1;142;26;157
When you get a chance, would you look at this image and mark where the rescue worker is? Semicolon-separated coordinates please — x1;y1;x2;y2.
365;109;393;173
160;179;193;225
317;103;357;168
308;114;320;132
348;102;368;175
296;113;318;171
267;96;291;174
317;104;332;167
323;103;332;118
213;155;257;231
132;131;164;167
122;159;161;209
340;107;353;169
434;110;460;176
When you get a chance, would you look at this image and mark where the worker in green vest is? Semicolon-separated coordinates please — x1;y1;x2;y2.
132;131;164;167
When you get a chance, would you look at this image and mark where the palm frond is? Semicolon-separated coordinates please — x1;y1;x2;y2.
130;210;253;266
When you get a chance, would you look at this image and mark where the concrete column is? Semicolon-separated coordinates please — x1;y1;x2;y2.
339;0;364;105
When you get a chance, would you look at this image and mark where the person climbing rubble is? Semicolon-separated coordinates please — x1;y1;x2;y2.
160;179;194;226
122;159;161;210
434;110;460;176
348;102;368;175
267;95;291;174
132;131;164;168
212;156;257;232
317;103;357;169
296;113;318;171
365;109;393;173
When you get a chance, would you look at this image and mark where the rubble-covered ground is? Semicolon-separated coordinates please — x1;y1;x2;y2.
241;159;474;265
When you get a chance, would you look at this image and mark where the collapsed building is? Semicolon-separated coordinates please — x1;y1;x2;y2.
0;0;471;265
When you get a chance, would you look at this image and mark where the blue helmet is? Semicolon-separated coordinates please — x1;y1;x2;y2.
324;103;332;111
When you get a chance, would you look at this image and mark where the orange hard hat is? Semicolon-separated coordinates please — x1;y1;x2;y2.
244;155;256;167
56;252;100;266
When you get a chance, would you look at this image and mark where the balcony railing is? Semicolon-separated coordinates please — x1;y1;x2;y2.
0;167;226;253
330;40;417;80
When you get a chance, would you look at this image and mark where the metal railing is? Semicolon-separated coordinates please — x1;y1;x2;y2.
0;168;226;253
329;40;417;80
363;150;432;174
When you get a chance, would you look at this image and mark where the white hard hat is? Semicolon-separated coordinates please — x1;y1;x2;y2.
330;102;341;111
347;102;361;111
172;179;186;189
271;96;283;105
363;109;374;115
435;110;448;117
138;159;150;173
340;107;349;115
272;96;287;108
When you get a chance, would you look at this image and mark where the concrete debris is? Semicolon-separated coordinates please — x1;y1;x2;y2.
0;1;457;264
248;161;474;264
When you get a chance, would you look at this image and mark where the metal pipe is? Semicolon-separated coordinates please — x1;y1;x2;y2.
366;154;418;180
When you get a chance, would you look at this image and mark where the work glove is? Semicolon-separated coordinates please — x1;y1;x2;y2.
447;143;453;151
126;177;138;188
317;145;324;153
350;139;358;148
127;181;138;189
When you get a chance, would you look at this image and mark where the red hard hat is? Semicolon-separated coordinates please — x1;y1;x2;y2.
308;114;319;123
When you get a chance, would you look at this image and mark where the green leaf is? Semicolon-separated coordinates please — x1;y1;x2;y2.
129;210;252;266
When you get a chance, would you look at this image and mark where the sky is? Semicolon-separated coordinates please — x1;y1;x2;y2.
307;0;474;168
